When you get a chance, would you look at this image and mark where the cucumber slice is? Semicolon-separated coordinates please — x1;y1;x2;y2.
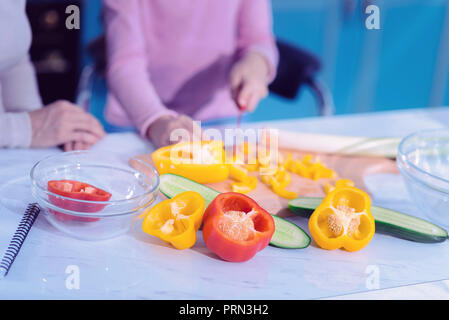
372;206;448;243
159;173;310;249
159;173;219;207
288;197;448;243
270;215;310;249
288;197;322;217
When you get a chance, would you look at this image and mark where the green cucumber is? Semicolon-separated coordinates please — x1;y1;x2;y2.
270;215;311;249
159;173;310;249
288;197;448;243
160;173;220;207
288;197;322;218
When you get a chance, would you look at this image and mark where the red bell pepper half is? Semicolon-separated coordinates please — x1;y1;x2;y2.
47;180;112;222
202;192;275;262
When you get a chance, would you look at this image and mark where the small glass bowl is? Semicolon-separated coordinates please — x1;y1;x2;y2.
30;151;159;240
397;129;449;227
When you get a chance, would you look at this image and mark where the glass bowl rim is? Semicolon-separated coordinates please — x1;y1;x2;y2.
30;150;160;205
397;128;449;192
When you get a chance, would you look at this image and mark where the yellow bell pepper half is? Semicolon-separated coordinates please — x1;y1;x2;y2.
152;141;229;184
142;191;205;250
308;186;375;252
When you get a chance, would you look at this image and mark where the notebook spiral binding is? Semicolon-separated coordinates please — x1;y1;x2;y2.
0;203;40;278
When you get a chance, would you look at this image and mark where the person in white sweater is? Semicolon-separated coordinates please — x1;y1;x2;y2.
0;0;105;150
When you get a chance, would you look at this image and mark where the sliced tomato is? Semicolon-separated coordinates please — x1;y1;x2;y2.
48;180;112;222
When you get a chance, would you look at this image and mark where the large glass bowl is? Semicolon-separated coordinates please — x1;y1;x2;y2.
30;151;159;240
397;129;449;227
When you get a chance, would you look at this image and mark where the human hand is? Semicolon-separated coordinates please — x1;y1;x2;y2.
147;114;202;148
230;51;270;112
29;100;106;150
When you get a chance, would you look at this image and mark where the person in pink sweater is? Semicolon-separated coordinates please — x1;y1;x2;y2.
104;0;278;147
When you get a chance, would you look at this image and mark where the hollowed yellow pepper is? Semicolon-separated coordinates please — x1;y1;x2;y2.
142;191;205;250
308;186;375;251
152;141;229;183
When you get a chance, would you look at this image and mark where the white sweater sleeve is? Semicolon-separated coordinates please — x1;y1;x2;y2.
0;55;42;112
0;55;43;148
0;111;33;148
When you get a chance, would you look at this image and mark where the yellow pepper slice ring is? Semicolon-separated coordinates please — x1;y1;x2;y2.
309;187;375;251
142;191;205;250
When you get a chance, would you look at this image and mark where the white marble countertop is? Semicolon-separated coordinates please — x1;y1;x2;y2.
1;107;449;299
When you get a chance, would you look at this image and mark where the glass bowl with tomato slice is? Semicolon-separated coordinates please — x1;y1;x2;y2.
31;151;159;240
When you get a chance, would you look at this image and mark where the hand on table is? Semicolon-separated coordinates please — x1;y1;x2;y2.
230;51;271;112
29;100;106;151
147;114;203;148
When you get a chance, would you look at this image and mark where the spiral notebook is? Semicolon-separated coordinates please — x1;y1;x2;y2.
0;203;40;279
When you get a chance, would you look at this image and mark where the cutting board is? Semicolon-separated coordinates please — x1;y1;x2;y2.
134;148;399;216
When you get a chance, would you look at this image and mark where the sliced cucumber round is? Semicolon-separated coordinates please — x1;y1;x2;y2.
288;197;448;243
159;173;310;249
